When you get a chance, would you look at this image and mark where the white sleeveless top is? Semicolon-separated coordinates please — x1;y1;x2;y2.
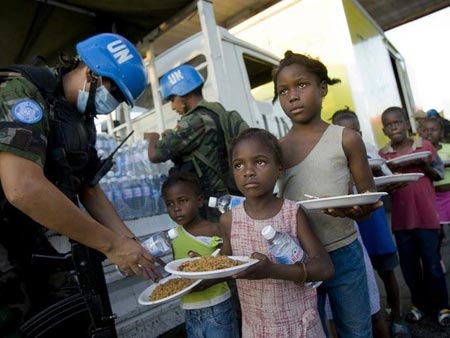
278;125;357;252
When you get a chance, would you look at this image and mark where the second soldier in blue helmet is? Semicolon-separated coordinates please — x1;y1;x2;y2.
146;64;248;222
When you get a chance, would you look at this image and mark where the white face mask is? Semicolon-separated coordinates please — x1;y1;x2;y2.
77;79;120;115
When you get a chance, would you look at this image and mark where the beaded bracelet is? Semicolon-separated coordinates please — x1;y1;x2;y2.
295;261;307;285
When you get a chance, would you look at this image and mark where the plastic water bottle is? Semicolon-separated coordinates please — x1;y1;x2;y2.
158;174;168;214
208;194;245;213
141;228;178;257
110;177;126;218
135;140;152;176
139;175;152;217
105;134;117;156
261;225;305;264
150;174;162;215
115;148;126;177
119;176;134;219
120;175;145;219
261;225;321;288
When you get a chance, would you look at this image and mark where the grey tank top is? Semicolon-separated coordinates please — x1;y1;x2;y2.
278;124;357;252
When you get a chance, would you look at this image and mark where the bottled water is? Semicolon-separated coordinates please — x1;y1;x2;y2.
105;134;117;156
141;228;178;257
158;174;168;214
121;176;146;219
130;176;144;218
261;225;321;288
149;174;162;215
148;173;167;215
95;133;117;157
208;194;245;213
115;148;126;177
134;140;152;176
140;175;153;217
95;133;172;219
261;225;305;264
124;145;135;176
110;177;126;219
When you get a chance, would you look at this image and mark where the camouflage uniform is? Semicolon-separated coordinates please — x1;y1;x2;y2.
154;100;229;221
0;68;100;337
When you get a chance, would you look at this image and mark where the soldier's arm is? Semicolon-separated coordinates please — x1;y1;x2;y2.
0;151;161;279
152;115;207;161
144;132;162;162
79;183;135;238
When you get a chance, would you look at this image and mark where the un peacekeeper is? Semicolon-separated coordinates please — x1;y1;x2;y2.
0;33;163;337
145;65;248;222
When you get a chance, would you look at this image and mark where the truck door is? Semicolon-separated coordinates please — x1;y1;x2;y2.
232;46;291;138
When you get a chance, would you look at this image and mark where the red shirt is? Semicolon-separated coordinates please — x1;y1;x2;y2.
379;138;440;231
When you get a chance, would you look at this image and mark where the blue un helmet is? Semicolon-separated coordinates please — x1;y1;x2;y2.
76;33;148;107
427;109;439;117
159;64;204;101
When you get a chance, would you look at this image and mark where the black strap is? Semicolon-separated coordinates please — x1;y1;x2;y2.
84;76;98;118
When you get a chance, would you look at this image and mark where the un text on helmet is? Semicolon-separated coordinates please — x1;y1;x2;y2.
107;40;134;64
168;70;184;85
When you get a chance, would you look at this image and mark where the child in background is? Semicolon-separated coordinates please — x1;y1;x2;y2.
274;51;381;338
421;116;450;270
220;128;334;338
379;106;450;327
161;172;239;338
331;108;409;338
417;117;445;181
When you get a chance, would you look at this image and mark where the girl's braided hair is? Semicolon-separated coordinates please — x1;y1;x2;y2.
272;50;341;103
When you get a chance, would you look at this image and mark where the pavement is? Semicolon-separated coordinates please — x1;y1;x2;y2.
376;223;450;338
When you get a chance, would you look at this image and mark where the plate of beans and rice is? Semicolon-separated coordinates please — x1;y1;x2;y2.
165;255;259;279
138;275;202;305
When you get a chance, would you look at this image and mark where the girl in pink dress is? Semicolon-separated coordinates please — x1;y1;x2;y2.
219;128;334;337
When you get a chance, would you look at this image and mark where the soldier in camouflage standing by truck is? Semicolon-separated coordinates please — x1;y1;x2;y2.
146;64;248;222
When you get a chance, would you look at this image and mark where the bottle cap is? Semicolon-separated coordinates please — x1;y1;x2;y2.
167;228;178;240
261;225;276;240
208;196;217;208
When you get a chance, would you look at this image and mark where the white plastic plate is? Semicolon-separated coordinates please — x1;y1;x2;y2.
386;151;431;165
165;256;259;279
298;192;388;210
374;173;424;186
368;158;386;168
138;275;202;306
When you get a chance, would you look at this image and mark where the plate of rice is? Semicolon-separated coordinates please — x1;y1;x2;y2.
138;275;202;305
165;255;259;279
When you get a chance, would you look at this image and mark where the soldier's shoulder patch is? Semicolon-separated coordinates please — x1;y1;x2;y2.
11;99;43;124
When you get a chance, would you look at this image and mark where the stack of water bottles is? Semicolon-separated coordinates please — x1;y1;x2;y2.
96;133;172;220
